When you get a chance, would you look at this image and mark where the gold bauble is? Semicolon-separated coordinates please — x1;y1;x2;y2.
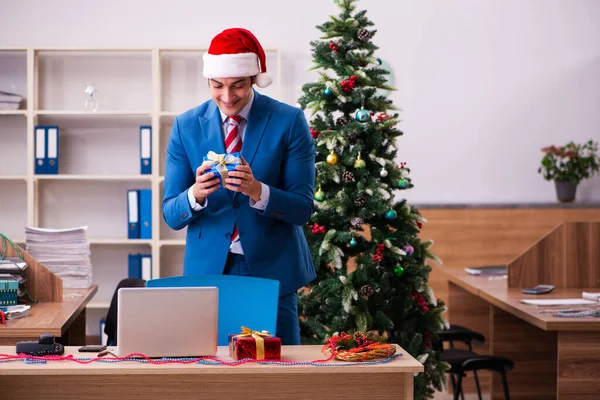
326;152;339;165
354;159;366;169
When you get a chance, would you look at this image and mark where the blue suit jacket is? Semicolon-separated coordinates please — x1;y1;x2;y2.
162;91;316;296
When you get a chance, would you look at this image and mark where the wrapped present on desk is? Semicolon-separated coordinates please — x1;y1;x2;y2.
202;151;242;189
229;326;281;360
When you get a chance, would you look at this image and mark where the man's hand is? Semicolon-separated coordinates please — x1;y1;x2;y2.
192;163;220;204
225;156;262;202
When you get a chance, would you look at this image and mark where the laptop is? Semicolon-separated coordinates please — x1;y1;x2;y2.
116;287;218;358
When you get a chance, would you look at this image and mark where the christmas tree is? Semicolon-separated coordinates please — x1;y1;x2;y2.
297;0;448;398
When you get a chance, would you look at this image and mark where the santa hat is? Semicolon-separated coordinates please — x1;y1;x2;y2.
203;28;272;88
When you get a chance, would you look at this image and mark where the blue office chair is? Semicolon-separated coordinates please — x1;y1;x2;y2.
146;275;280;346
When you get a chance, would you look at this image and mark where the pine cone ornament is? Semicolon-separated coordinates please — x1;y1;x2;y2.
357;28;370;41
342;171;355;183
347;130;360;144
355;196;366;207
353;331;365;340
351;217;364;228
361;284;374;297
336;116;349;126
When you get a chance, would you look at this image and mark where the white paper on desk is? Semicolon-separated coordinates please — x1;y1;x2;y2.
582;292;600;301
520;298;598;306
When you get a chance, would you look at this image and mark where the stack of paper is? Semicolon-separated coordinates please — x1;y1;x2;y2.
0;90;24;110
465;266;507;276
25;226;93;289
1;305;30;320
520;298;598;306
582;292;600;301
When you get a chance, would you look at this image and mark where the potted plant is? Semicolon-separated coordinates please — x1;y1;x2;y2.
538;140;600;202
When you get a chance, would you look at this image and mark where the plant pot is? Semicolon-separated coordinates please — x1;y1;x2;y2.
554;180;578;203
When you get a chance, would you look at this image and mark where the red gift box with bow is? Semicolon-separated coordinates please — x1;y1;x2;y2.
228;327;281;361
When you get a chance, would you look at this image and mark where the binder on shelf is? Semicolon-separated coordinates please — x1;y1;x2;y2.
128;253;152;281
127;253;140;279
46;126;59;174
34;126;46;174
141;254;152;281
127;190;140;239
139;189;152;239
140;125;152;175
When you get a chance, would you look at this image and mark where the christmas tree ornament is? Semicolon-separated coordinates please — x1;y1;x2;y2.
351;217;364;228
372;243;385;262
328;41;339;52
404;244;415;256
357;28;370;41
385;210;397;220
398;178;409;189
376;113;390;123
379;168;388;178
349;238;357;247
336;116;349;126
355;196;366;207
348;131;360;144
355;94;369;123
354;152;366;169
309;128;319;139
394;265;405;277
310;223;326;234
342;171;355;183
314;188;326;202
360;284;374;297
326;150;339;165
324;87;332;96
341;75;357;93
355;109;370;122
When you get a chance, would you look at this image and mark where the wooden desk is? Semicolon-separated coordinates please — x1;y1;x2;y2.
0;286;97;346
0;344;423;400
438;265;600;399
419;205;600;306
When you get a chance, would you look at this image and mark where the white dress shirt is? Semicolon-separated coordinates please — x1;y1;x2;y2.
187;90;270;254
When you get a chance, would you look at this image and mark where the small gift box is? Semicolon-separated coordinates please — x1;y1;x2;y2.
202;151;242;189
228;327;281;361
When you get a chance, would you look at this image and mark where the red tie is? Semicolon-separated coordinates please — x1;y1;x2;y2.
225;115;243;244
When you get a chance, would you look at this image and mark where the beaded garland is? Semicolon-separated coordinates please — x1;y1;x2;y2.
0;351;400;367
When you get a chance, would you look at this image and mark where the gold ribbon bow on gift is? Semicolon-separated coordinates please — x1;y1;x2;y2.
203;151;241;185
234;326;272;359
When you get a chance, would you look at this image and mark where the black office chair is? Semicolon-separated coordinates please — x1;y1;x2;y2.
439;325;514;400
103;278;146;345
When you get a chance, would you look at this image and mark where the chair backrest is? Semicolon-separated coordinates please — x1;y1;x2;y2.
146;275;280;346
104;278;147;345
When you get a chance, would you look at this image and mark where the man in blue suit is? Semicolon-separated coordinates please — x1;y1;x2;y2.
162;28;316;345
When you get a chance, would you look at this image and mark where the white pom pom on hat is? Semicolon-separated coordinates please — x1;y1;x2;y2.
203;28;272;88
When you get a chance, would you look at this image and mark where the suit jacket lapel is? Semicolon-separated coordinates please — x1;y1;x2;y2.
242;90;270;167
198;101;225;155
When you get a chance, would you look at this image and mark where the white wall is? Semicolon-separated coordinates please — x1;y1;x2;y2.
2;0;599;204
